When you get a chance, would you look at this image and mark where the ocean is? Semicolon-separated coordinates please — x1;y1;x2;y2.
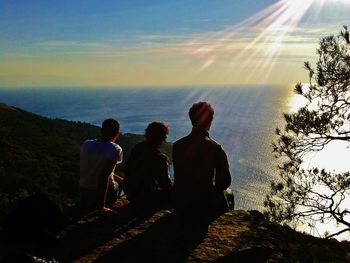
0;86;293;211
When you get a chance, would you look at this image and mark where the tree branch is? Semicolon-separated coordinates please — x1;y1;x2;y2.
326;228;350;239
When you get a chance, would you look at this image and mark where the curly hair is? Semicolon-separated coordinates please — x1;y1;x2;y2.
145;122;169;145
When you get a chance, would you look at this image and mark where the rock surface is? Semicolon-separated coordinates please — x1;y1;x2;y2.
1;197;350;263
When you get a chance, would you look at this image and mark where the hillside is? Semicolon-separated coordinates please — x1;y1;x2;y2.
0;103;171;218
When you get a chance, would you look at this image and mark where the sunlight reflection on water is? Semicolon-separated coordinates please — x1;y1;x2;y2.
287;92;350;240
287;91;350;173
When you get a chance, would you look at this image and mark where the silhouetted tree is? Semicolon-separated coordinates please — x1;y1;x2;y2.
265;26;350;238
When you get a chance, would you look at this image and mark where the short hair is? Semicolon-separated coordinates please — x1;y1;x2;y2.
189;102;214;128
101;119;120;139
145;122;169;145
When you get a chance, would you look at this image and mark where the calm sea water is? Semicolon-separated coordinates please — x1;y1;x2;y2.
0;86;292;210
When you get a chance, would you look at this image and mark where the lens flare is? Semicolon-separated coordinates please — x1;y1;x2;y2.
186;0;345;81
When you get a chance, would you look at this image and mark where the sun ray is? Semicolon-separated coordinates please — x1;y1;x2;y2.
186;0;322;81
181;0;350;103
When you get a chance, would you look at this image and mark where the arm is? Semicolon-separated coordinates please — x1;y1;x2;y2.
215;146;231;191
156;155;172;191
112;147;123;185
97;160;116;210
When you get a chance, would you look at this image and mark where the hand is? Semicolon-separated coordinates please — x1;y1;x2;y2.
113;174;124;184
101;207;113;213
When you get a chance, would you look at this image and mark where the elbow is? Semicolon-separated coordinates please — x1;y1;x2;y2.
216;173;231;191
222;178;231;190
225;177;231;189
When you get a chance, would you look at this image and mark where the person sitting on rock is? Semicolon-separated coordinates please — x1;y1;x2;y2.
124;122;173;213
79;118;123;213
173;102;231;224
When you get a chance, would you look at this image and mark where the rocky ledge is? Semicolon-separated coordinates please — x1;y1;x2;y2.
2;197;350;263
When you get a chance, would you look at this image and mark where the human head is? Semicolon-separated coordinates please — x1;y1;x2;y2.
101;118;120;141
189;102;214;130
145;122;169;147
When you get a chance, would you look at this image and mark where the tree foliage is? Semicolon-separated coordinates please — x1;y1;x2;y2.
265;26;350;238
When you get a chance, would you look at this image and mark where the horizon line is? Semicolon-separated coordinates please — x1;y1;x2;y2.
0;83;287;89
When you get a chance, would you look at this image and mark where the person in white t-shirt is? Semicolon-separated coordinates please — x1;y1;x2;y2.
79;118;123;213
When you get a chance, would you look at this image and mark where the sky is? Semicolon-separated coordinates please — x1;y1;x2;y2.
1;0;350;87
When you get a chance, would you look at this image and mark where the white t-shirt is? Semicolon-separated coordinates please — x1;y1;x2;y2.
79;139;123;190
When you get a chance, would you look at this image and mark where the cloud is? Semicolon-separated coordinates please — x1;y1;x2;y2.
33;24;323;61
238;158;250;165
37;41;111;49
